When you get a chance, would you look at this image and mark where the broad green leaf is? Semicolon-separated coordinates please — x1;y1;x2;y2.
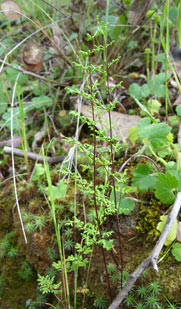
157;147;171;158
119;198;135;215
109;15;127;40
147;99;161;115
133;97;157;123
165;168;181;192
171;242;181;261
166;161;177;171
110;189;120;207
46;180;67;201
6;67;28;85
139;122;171;140
176;105;181;116
138;121;171;153
31;82;47;96
141;84;150;98
168;115;179;126
155;72;168;84
155;173;178;204
132;163;156;192
137;117;151;130
157;52;166;63
157;215;177;246
32;163;45;181
30;96;54;110
169;7;177;25
128;125;138;145
2;107;21;131
101;239;114;251
0;97;8;115
146;72;170;98
129;83;142;100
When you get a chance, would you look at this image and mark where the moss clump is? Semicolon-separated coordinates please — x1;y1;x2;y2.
136;199;164;240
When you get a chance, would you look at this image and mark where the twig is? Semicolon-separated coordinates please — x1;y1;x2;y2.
109;192;181;309
3;146;110;164
118;154;160;173
3;146;65;164
0;59;68;86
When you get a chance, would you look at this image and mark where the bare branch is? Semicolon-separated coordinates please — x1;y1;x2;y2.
3;146;65;164
109;192;181;309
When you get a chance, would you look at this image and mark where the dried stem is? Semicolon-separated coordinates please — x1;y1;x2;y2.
106;62;124;288
89;66;112;301
109;192;181;308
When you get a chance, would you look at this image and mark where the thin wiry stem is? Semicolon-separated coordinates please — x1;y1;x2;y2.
11;72;27;244
106;61;124;288
89;65;112;301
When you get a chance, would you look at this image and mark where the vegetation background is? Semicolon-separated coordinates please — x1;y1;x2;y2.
0;0;181;308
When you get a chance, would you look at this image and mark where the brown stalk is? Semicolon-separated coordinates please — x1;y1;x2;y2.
89;65;112;301
105;62;124;288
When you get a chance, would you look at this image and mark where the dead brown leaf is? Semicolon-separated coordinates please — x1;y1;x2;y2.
1;0;21;20
21;42;43;73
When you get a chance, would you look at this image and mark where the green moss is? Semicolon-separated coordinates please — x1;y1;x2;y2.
136;199;163;240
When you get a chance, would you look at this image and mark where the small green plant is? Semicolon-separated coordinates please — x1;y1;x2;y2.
93;295;108;309
0;232;18;259
123;281;179;309
0;276;6;295
124;292;135;307
18;261;35;281
2;2;181;308
145;295;159;308
37;274;61;295
22;210;46;234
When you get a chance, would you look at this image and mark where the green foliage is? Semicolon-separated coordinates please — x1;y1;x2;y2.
132;164;156;192
176;105;181;116
145;295;159;308
119;198;135;215
45;179;68;201
157;215;178;246
132;163;180;205
37;274;61;295
31;163;45;181
107;263;116;274
129;73;170;100
18;261;35;281
137;118;171;153
0;232;18;259
171;242;181;261
136;285;148;298
0;276;6;296
148;281;161;295
147;99;161;115
7;246;18;258
1;6;181;307
29;96;54;110
46;247;57;261
124;281;178;308
64;239;74;250
124;293;135;306
155;173;178;204
22;210;46;233
93;295;108;309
